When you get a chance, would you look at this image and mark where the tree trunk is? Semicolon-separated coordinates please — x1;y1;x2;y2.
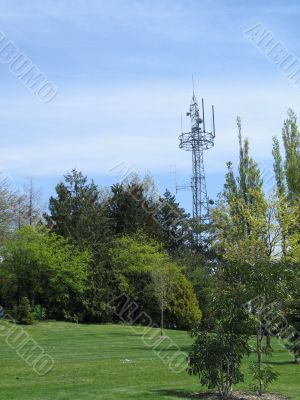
266;332;271;348
161;307;164;337
257;321;263;396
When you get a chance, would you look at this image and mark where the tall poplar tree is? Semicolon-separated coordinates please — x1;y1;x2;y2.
212;117;282;395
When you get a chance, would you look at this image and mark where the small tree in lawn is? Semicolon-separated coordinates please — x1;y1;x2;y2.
188;328;250;399
248;361;279;395
188;278;252;399
151;263;171;337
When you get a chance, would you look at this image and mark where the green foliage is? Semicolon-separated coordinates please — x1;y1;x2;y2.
107;176;160;239
210;118;289;399
188;328;250;399
0;226;91;320
188;250;253;398
33;304;47;321
186;262;215;329
107;177;191;255
110;233;163;296
272;136;285;196
249;361;279;394
167;267;201;329
110;234;201;329
47;169;111;257
272;110;300;362
44;170;197;323
15;297;34;325
285;297;300;363
212;119;279;300
155;189;190;256
46;169;120;322
282;109;300;201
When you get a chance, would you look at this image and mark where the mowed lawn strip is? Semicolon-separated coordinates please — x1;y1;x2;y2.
0;322;298;399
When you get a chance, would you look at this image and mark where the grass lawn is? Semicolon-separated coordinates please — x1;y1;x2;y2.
0;322;299;399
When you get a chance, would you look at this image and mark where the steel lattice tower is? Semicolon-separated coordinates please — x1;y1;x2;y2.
179;90;215;228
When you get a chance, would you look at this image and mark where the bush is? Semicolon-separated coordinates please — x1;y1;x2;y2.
15;297;34;325
110;235;202;330
249;361;279;395
167;269;201;330
188;327;250;399
33;305;47;321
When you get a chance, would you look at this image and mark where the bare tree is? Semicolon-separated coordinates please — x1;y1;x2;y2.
0;173;18;241
16;178;43;227
151;263;171;337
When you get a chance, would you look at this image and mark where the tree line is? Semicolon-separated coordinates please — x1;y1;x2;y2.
0;168;201;329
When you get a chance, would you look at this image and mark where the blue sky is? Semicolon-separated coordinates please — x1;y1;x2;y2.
0;0;299;213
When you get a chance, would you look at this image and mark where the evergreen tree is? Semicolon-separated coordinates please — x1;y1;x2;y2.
47;169;111;257
107;177;160;239
155;189;190;256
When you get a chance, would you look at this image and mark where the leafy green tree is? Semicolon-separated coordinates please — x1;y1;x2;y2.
189;329;250;399
249;361;279;395
282;109;300;201
283;224;300;363
110;234;163;297
272;110;300;362
0;226;90;320
188;277;251;399
166;265;202;330
109;234;201;329
272;136;285;196
212;118;284;395
185;258;216;329
222;117;266;240
285;298;300;364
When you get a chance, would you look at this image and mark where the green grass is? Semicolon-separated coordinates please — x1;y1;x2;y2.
0;322;299;399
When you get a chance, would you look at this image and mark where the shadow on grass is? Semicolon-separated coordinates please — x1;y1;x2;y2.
152;390;224;399
109;331;144;337
264;360;296;365
130;346;190;353
152;389;289;399
151;389;194;398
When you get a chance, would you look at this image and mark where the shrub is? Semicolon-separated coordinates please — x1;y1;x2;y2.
249;361;279;395
15;297;34;325
188;327;250;399
33;304;47;321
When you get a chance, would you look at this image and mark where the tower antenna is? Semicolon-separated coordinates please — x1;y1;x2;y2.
178;83;216;242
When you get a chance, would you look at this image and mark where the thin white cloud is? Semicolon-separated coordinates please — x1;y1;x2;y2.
0;0;264;45
0;81;298;178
